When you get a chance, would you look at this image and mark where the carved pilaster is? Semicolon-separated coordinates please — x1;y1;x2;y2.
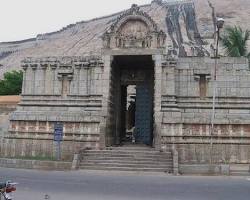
30;64;38;70
21;64;29;71
88;60;97;95
74;63;82;95
162;58;177;97
100;55;113;148
57;67;74;97
50;63;57;95
152;54;163;149
82;61;90;95
21;64;29;95
30;64;38;94
50;63;58;70
40;63;48;94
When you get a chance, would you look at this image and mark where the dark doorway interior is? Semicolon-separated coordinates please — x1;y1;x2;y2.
110;55;154;146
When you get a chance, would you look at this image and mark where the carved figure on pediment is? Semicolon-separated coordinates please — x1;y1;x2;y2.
102;4;166;49
115;20;152;48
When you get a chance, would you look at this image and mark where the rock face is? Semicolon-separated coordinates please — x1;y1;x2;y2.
0;0;249;77
195;0;250;35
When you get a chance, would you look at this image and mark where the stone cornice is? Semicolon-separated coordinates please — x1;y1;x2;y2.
21;56;103;68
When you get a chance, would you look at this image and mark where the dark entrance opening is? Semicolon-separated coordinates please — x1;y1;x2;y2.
110;55;154;146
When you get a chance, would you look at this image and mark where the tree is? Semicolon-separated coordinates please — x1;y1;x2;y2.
0;70;23;95
221;26;250;57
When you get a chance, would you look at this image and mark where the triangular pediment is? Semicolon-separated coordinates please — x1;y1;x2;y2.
102;4;166;49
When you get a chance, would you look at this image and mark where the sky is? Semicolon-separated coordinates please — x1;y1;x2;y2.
0;0;151;42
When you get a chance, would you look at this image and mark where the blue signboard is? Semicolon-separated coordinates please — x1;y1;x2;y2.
54;122;63;142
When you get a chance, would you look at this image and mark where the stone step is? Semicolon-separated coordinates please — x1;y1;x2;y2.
83;152;171;158
106;146;156;151
84;150;172;155
83;155;171;160
81;157;172;162
80;161;172;168
230;171;250;176
79;166;173;173
79;147;173;173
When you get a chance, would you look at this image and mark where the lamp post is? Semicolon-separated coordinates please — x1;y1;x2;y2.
210;17;224;164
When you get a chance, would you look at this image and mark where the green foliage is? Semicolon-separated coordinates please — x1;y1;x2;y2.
221;26;250;57
0;70;23;95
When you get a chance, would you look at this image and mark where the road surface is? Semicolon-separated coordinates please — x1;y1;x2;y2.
0;167;250;200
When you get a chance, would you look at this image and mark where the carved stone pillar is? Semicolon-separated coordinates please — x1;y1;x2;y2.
99;55;113;149
57;68;73;98
153;54;163;150
41;63;48;94
74;62;82;95
161;57;181;152
162;58;177;97
30;64;38;95
82;61;90;95
50;63;58;95
89;60;97;95
21;64;28;95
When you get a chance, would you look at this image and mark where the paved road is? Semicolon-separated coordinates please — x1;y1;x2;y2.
0;168;250;200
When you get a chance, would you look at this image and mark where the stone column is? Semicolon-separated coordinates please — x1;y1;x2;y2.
74;63;82;95
88;62;95;95
99;55;113;149
41;63;48;94
50;63;58;95
30;64;38;95
21;64;28;95
77;62;88;95
85;67;89;95
164;62;176;96
153;54;163;150
162;58;181;153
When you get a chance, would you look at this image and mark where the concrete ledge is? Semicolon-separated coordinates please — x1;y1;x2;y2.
180;164;250;176
0;158;71;171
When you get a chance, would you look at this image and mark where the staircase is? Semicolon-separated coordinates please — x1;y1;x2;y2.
79;146;173;173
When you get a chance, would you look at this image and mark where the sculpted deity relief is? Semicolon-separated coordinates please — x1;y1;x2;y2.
102;4;166;49
116;20;152;48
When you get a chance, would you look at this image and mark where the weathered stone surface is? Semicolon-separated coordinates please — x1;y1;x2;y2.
2;0;250;77
1;2;250;168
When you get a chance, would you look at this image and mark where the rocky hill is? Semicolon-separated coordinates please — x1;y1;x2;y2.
195;0;250;33
0;0;249;77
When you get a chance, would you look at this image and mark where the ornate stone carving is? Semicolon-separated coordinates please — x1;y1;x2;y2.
30;64;38;70
74;62;82;69
162;56;177;68
21;56;102;68
21;64;29;71
102;4;166;49
50;63;58;70
40;63;48;70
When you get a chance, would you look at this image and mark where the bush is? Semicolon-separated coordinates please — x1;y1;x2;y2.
0;70;23;95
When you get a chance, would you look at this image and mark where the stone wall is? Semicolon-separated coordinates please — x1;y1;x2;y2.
161;57;250;164
4;55;250;166
0;96;20;136
5;57;105;161
0;96;20;158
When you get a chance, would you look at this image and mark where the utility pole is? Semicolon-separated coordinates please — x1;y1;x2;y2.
210;18;225;164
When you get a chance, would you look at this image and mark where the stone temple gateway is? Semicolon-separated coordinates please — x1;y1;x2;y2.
3;3;250;171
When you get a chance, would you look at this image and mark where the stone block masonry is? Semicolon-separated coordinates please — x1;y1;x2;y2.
4;57;105;161
4;56;250;166
0;96;20;137
161;57;250;165
2;3;250;170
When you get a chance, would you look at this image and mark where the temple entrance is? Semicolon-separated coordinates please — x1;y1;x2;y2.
109;55;154;146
